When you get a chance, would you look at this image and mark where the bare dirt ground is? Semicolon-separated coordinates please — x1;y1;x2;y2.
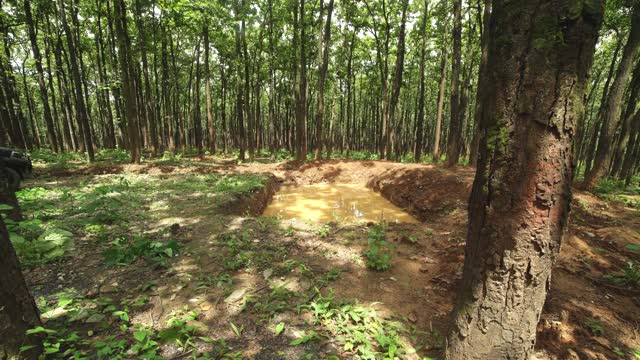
22;158;640;359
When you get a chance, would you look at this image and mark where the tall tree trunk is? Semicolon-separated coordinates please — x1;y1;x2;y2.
235;11;246;162
295;0;307;162
0;164;42;359
433;36;447;161
95;0;116;149
345;32;355;155
611;58;640;177
314;0;335;160
53;33;77;152
583;4;640;190
387;0;408;161
469;0;492;167
445;0;462;167
58;0;95;161
113;0;141;163
268;0;276;158
194;40;203;154
242;16;253;161
445;0;603;358
204;25;215;154
621;111;640;183
0;49;26;149
414;0;429;162
135;0;158;156
23;0;58;152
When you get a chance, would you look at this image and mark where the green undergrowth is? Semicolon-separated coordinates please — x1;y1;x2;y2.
102;233;180;267
6;165;441;358
605;261;640;289
23;289;238;359
26;148;442;167
589;177;640;210
4;171;269;267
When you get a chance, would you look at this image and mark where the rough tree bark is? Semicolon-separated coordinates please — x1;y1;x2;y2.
445;0;603;358
0;163;42;359
583;3;640;190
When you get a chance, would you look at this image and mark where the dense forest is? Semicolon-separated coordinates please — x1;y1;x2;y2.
2;0;640;359
0;0;636;187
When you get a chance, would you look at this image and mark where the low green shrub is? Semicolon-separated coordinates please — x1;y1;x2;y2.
102;234;180;267
364;223;393;271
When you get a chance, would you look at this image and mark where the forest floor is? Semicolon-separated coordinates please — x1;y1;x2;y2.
10;154;640;359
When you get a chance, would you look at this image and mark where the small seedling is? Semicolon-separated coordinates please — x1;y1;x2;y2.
584;317;604;336
606;261;640;288
289;331;318;345
230;322;244;337
365;223;393;271
274;322;285;336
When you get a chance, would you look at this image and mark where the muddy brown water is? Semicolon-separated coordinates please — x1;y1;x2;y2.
263;183;418;224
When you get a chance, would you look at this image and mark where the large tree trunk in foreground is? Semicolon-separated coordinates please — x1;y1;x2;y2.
0;164;41;359
445;1;603;359
582;4;640;190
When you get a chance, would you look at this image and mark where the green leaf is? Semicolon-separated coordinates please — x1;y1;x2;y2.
275;322;285;336
625;244;640;253
85;313;106;323
19;345;38;353
0;204;14;210
113;310;129;323
9;233;26;245
230;322;243;337
38;228;74;246
26;326;58;335
133;331;148;343
198;336;215;343
44;342;61;354
289;331;317;345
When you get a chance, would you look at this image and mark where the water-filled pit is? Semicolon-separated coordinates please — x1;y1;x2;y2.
263;183;417;224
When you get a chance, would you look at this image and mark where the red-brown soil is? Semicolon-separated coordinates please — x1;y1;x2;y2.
24;159;640;359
